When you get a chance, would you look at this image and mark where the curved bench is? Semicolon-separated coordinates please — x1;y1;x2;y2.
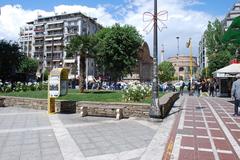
159;92;179;118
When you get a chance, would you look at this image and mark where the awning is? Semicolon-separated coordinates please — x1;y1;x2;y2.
45;37;62;41
64;59;75;63
213;64;240;77
54;37;62;40
47;21;64;25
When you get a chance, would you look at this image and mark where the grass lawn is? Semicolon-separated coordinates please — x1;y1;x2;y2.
0;89;165;104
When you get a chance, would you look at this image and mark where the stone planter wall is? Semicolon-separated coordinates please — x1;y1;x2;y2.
0;93;179;118
0;96;150;118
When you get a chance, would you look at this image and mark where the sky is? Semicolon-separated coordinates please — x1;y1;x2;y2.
0;0;239;60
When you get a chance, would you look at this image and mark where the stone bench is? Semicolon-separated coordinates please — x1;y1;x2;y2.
0;98;5;107
79;105;125;120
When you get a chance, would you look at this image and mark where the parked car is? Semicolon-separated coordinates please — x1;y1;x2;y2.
163;83;176;92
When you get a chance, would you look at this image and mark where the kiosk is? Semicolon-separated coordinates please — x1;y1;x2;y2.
48;68;69;113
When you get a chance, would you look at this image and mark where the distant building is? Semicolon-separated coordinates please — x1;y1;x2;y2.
166;55;198;80
19;12;102;79
124;42;153;82
19;25;34;57
198;35;208;74
198;1;240;75
222;1;240;30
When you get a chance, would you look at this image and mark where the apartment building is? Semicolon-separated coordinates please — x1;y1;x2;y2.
222;1;240;30
19;12;102;78
198;35;207;74
19;25;34;57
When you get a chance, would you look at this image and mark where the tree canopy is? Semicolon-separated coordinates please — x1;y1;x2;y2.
223;16;240;46
203;19;235;77
0;40;23;81
18;57;38;74
158;61;175;82
65;35;96;92
205;19;225;56
95;24;143;81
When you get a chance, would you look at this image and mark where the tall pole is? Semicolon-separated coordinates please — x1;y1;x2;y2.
149;0;160;118
51;37;54;70
176;36;180;81
189;38;193;82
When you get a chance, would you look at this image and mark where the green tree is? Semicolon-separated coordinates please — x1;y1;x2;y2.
158;61;175;82
0;40;23;81
204;19;235;76
95;24;143;81
208;51;233;75
223;16;240;58
19;57;38;74
65;35;96;92
205;19;225;56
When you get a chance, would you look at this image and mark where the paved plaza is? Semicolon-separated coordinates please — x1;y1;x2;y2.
0;96;239;160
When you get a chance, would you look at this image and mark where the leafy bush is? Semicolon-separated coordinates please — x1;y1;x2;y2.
123;83;151;102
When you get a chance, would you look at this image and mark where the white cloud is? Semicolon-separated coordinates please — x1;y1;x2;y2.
121;0;216;60
0;5;53;40
0;1;220;59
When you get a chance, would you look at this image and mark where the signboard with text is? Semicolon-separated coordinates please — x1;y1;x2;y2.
48;68;69;98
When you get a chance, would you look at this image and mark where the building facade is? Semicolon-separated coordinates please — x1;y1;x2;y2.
19;12;101;79
198;35;208;74
124;42;153;82
167;55;198;80
222;1;240;30
19;25;34;57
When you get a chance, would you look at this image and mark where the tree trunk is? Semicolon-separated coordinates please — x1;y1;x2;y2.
79;55;86;93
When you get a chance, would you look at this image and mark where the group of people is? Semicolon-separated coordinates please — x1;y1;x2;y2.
179;78;219;97
178;76;239;116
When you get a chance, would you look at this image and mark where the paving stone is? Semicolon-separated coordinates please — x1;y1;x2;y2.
41;154;64;160
1;145;21;153
41;147;62;156
78;143;96;150
82;148;102;157
40;141;58;149
0;152;21;160
20;153;41;160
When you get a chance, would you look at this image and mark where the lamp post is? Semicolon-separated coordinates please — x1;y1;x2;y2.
149;0;160;118
176;36;180;81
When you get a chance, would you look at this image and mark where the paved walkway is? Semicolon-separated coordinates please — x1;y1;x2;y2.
0;96;239;160
163;96;240;160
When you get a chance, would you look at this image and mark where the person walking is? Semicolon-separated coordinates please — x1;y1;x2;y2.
231;74;240;116
209;79;215;97
179;80;185;96
201;80;208;96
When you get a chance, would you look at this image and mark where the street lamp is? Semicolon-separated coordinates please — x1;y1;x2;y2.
176;36;180;81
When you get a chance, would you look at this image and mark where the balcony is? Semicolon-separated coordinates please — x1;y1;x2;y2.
46;26;63;31
45;49;63;53
34;34;44;38
34;28;45;32
46;56;63;61
34;42;44;46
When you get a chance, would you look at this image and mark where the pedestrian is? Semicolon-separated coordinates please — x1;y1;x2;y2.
201;80;208;96
195;80;201;97
188;80;193;96
231;74;240;116
209;79;215;97
179;80;185;96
